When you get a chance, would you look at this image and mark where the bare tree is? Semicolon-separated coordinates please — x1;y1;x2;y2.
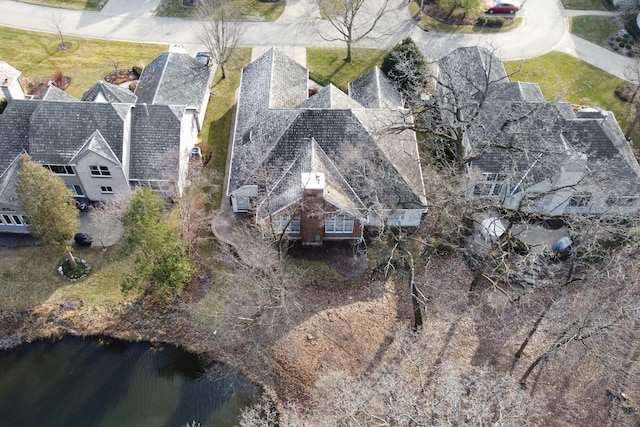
85;197;128;249
193;0;243;79
240;329;542;426
313;0;395;63
46;12;70;51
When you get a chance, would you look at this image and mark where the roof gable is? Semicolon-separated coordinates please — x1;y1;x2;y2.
38;86;78;102
298;84;364;109
26;101;126;165
349;67;403;109
229;49;427;211
82;81;138;104
134;52;211;108
71;129;122;165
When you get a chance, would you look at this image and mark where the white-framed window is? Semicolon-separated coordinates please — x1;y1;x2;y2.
325;214;355;234
271;215;301;234
472;173;507;198
100;186;113;193
43;164;74;175
89;165;111;177
568;194;591;208
0;214;26;226
66;184;85;197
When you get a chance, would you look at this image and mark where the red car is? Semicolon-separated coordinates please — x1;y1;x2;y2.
485;0;520;13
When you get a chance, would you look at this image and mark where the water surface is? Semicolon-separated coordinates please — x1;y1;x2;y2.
0;337;259;427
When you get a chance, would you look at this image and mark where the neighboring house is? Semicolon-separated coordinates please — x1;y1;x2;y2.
0;48;213;234
226;48;427;245
0;61;25;101
436;46;640;216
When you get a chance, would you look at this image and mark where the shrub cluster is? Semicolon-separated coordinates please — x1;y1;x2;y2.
121;187;194;301
476;16;505;27
381;37;428;98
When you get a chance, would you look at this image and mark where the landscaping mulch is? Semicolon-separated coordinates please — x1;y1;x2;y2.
0;233;42;248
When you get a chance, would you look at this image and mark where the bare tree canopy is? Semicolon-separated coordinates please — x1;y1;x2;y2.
193;0;243;79
314;0;395;62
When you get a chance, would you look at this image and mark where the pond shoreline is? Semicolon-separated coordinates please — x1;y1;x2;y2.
0;300;283;421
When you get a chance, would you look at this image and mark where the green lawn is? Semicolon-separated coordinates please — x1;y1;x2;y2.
155;0;285;21
307;48;387;91
0;26;166;98
505;51;639;143
18;0;106;10
561;0;610;10
200;48;253;208
570;15;617;47
0;244;136;310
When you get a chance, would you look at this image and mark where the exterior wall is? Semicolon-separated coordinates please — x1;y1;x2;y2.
176;111;198;196
0;79;25;101
122;107;132;180
300;188;362;245
196;71;214;128
386;209;425;227
74;153;130;201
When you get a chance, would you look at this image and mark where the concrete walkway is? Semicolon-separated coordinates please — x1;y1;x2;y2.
0;0;633;78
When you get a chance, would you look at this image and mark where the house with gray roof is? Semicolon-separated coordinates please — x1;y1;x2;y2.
436;46;640;217
227;48;427;245
0;49;213;234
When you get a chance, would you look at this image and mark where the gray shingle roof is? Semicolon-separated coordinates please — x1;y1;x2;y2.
229;48;427;212
435;46;640;200
437;46;508;96
71;129;122;165
26;101;127;165
298;84;363;110
0;153;21;206
134;52;211;108
349;67;403;109
38;86;78;102
256;138;366;219
0;100;38;173
465;100;640;194
82;81;138;104
487;82;544;103
129;104;182;181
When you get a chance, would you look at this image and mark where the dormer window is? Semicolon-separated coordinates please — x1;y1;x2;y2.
89;165;111;177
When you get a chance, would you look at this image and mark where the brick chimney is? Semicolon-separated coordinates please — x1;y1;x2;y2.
300;172;325;245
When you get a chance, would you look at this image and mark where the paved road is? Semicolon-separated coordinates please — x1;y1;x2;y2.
0;0;634;80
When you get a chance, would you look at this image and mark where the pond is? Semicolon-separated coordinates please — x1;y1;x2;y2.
0;336;260;427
